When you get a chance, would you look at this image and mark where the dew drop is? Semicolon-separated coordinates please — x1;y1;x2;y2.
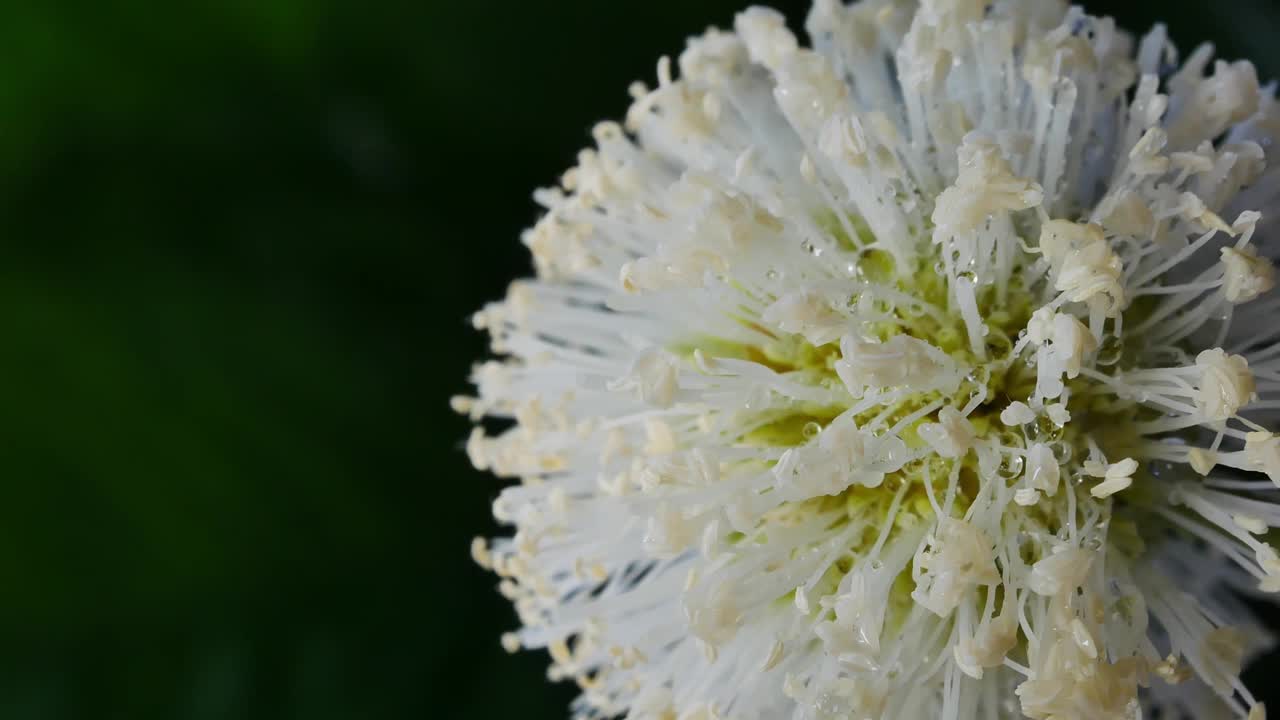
999;455;1025;480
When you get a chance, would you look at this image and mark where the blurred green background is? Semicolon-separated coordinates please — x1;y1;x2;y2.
1;1;1278;718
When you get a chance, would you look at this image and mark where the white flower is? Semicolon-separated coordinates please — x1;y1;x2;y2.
1027;546;1095;598
916;405;976;459
1196;349;1256;422
463;2;1280;719
1085;457;1139;499
760;290;847;346
1022;442;1061;498
1042;221;1127;316
911;518;1000;616
1000;401;1035;427
1246;432;1280;486
1222;245;1276;304
834;333;964;395
932;134;1044;246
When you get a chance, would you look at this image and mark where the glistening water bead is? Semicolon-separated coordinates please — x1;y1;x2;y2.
457;1;1280;718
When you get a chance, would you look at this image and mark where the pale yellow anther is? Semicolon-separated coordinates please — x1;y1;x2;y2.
501;632;522;654
1195;349;1255;421
1187;448;1216;476
471;536;493;570
1221;245;1276;304
1234;514;1268;535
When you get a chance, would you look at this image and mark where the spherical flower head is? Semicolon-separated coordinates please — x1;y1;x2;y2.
458;1;1280;718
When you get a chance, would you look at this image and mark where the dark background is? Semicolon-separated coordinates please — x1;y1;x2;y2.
3;1;1279;718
